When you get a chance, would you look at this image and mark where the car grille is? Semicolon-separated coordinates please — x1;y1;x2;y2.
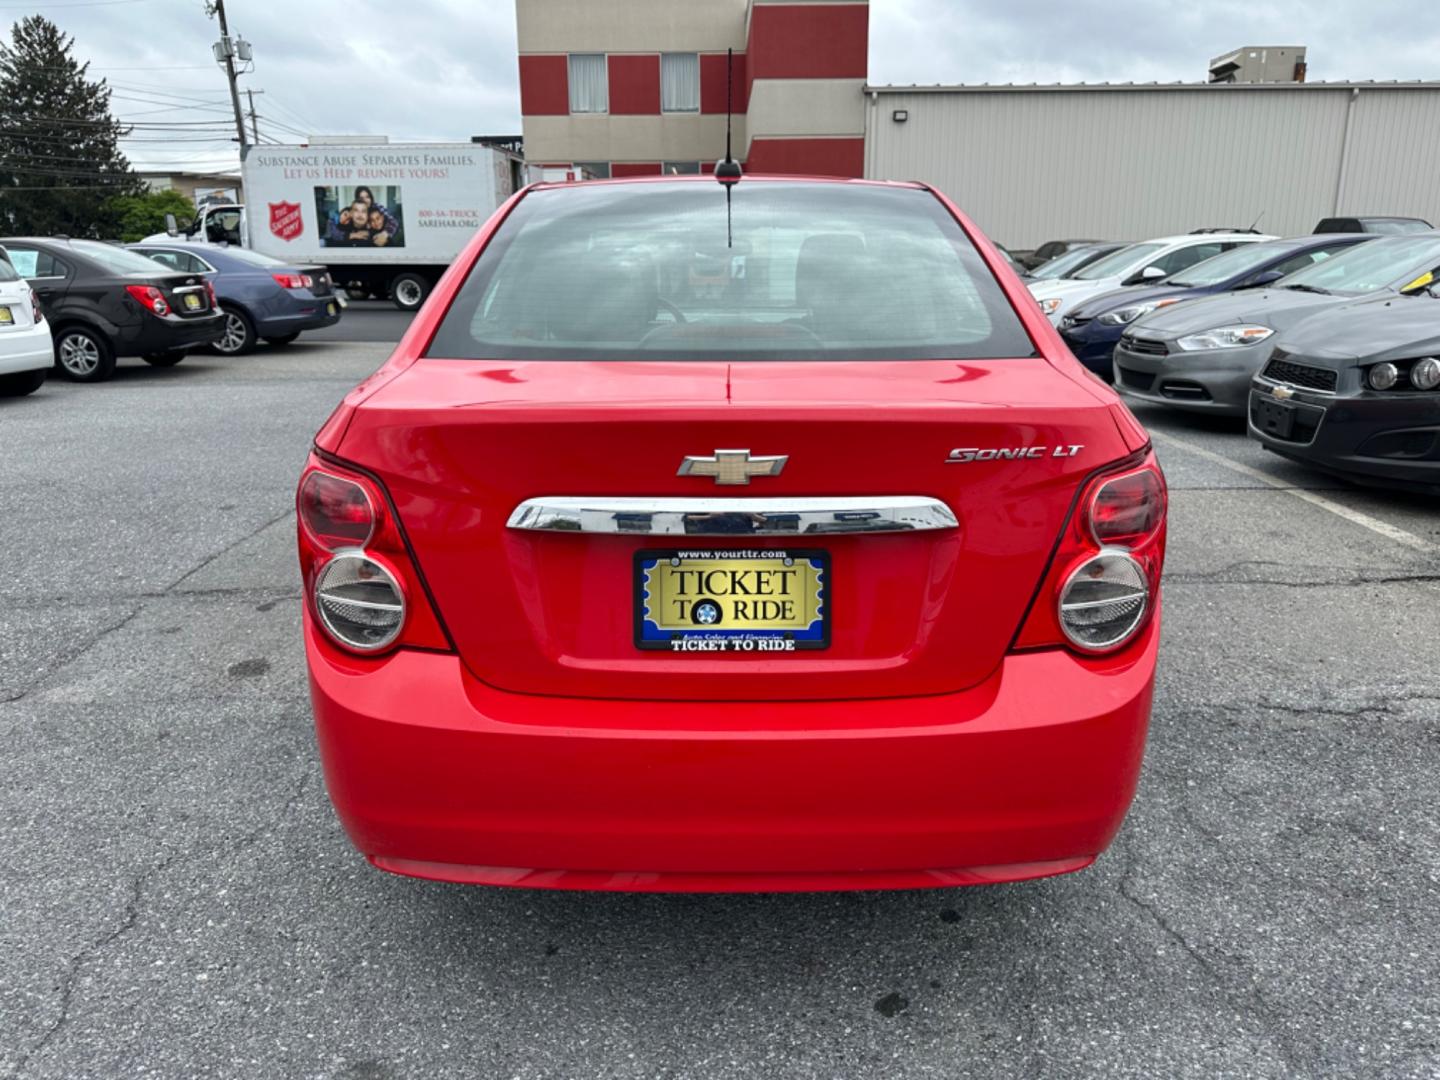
1116;366;1155;391
1122;335;1169;357
1262;356;1338;393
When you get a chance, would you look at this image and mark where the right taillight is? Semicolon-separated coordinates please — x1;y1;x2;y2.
1014;450;1167;656
297;454;450;656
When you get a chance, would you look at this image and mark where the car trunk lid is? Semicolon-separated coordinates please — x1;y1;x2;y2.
337;358;1130;703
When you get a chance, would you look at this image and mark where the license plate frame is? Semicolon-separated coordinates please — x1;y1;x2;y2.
1254;395;1296;439
634;548;830;653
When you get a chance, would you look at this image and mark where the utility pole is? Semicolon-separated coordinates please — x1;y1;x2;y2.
245;87;262;145
208;0;249;152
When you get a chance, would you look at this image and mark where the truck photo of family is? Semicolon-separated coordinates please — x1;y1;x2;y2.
316;184;404;248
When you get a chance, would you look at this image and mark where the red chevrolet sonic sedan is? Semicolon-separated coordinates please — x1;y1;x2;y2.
297;176;1167;892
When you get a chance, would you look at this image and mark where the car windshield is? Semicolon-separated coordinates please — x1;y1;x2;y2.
1072;242;1164;281
426;181;1037;361
1279;234;1440;295
1365;219;1431;235
1167;242;1290;287
218;247;289;268
1030;246;1109;279
70;240;181;275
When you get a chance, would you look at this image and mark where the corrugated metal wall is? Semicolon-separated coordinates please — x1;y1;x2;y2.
864;85;1440;249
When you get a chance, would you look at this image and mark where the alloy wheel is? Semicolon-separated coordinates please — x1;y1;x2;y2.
59;333;100;376
216;312;249;354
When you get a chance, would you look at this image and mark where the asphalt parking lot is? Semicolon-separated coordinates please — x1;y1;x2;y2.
2;318;1438;1079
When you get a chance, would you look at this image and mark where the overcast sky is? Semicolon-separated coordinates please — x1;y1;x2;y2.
23;0;1440;173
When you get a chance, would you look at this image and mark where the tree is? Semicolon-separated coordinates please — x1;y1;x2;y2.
107;188;196;243
0;15;141;236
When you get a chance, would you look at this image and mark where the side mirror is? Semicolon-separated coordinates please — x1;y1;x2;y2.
1244;269;1285;289
164;213;178;237
1139;265;1167;281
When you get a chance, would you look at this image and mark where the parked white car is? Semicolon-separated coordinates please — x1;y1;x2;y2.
1028;232;1277;325
0;248;52;398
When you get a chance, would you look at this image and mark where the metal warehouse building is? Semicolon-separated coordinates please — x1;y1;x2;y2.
863;81;1440;249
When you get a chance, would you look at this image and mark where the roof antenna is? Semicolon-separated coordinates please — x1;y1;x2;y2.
1247;210;1266;233
715;47;742;246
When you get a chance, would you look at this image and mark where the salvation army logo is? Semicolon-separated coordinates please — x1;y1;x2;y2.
268;201;302;241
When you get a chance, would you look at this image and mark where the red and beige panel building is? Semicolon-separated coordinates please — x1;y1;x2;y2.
515;0;869;179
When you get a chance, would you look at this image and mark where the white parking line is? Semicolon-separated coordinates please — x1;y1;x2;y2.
1149;429;1439;555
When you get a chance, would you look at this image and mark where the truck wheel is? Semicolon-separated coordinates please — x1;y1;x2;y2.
212;304;257;356
0;366;47;397
54;325;116;383
392;273;428;312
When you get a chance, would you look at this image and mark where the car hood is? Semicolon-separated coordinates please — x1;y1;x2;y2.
1028;276;1119;301
1272;296;1440;364
1071;284;1207;318
1128;288;1349;339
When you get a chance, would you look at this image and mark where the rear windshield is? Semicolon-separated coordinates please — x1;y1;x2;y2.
425;181;1036;361
69;240;179;276
219;247;288;268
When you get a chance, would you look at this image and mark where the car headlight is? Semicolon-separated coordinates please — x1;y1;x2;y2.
1096;298;1183;327
1410;357;1440;391
1368;362;1399;391
1175;325;1274;351
1038;297;1063;316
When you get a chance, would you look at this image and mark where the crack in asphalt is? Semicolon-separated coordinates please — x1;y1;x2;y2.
163;508;297;594
0;607;142;705
1115;841;1301;1075
1;588;301;611
1166;573;1440;589
5;767;314;1080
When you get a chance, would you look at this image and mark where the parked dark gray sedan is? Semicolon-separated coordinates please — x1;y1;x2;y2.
1112;233;1440;417
1248;289;1440;493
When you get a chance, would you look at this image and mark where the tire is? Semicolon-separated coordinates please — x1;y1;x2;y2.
0;366;47;397
391;273;428;312
53;325;116;383
142;350;187;367
211;305;256;356
263;333;300;347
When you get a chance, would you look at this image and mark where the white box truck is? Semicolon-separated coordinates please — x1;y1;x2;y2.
163;142;536;310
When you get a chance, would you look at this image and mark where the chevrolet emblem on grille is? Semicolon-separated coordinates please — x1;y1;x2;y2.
678;449;788;485
1272;384;1295;400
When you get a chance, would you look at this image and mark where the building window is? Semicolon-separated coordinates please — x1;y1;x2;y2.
662;161;701;175
568;53;608;114
660;53;699;113
573;161;610;180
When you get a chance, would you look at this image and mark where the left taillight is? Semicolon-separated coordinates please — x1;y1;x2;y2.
125;284;170;317
297;454;450;656
1014;449;1167;656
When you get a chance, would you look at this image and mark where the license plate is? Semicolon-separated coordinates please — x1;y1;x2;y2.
1254;395;1295;438
182;293;202;311
0;307;11;324
635;549;829;652
336;294;348;309
327;302;337;316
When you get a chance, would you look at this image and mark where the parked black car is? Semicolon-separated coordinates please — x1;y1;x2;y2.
1017;238;1106;271
1249;287;1440;494
0;237;224;382
1315;216;1431;235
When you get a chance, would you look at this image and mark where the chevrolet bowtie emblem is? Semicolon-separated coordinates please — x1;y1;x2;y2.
1272;384;1295;400
678;449;788;485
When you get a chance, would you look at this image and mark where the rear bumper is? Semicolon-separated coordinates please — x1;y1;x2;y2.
306;608;1159;892
0;322;54;374
115;311;224;356
254;291;343;335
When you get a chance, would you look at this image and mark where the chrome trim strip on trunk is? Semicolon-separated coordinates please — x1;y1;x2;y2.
507;496;958;536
